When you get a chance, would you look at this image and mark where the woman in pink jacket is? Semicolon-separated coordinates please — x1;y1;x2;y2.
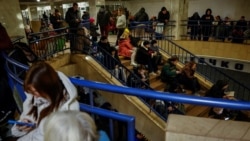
118;29;137;66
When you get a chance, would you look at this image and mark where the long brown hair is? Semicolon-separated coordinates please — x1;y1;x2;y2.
24;61;65;124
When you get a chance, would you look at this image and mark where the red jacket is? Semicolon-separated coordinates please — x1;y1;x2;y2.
118;39;133;58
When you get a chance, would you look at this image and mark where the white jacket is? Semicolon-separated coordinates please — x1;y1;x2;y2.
116;14;126;29
11;71;79;141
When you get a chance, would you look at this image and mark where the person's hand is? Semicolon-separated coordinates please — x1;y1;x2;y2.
168;106;173;111
16;119;35;132
76;19;80;23
176;70;181;74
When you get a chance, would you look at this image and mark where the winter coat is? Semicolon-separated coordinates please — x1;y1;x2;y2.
65;7;81;28
11;72;79;141
118;39;133;58
161;61;178;79
97;9;111;27
158;11;170;24
134;8;149;22
135;46;150;65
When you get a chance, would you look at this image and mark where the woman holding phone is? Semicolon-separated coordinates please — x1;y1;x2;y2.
11;61;79;141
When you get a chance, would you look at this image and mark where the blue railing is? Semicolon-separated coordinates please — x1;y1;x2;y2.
3;50;250;141
79;103;135;141
70;78;250;110
2;51;136;141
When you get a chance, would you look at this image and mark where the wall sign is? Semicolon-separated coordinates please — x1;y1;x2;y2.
189;56;250;73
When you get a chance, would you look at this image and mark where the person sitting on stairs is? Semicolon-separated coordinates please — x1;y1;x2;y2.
118;28;137;66
179;61;201;96
135;40;158;76
160;55;182;92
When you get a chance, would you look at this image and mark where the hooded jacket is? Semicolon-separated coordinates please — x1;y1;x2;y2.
118;38;133;58
11;71;79;141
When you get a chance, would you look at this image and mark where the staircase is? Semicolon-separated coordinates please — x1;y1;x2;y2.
120;57;210;118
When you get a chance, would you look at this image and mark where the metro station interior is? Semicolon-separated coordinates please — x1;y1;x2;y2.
1;0;250;141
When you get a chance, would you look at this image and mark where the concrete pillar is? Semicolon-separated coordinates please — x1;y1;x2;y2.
0;0;26;41
89;0;105;20
166;0;188;40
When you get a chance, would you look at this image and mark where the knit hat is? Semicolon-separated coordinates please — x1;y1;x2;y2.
89;18;95;23
120;28;130;39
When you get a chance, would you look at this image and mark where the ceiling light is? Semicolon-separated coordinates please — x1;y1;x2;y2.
37;0;40;2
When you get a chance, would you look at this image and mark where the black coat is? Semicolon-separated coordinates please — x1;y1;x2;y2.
158;11;170;24
136;46;150;65
65;7;80;28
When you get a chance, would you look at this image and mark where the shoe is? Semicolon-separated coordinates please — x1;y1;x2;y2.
157;70;161;74
182;89;186;93
130;62;137;66
194;93;200;96
150;72;157;76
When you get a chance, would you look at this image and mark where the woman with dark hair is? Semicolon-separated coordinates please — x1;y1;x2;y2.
200;8;214;41
11;61;79;141
179;61;201;95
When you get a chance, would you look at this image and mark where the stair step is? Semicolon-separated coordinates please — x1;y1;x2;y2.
150;81;165;90
119;55;210;118
149;75;160;83
186;106;210;117
121;59;131;66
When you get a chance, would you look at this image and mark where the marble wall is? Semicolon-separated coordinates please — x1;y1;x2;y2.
0;0;26;39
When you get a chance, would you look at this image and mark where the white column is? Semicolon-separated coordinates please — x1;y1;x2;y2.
89;0;105;20
167;0;188;40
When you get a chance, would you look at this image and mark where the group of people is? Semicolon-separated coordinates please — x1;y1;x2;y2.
188;8;249;43
159;56;201;95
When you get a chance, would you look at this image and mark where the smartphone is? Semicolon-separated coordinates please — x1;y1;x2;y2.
8;120;36;127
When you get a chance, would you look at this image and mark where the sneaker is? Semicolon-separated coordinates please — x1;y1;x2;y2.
130;62;137;66
150;72;157;76
157;70;161;74
194;93;200;96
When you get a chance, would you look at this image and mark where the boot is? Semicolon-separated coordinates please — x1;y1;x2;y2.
130;48;137;66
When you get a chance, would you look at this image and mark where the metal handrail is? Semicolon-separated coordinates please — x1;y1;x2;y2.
88;41;169;120
71;78;250;110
